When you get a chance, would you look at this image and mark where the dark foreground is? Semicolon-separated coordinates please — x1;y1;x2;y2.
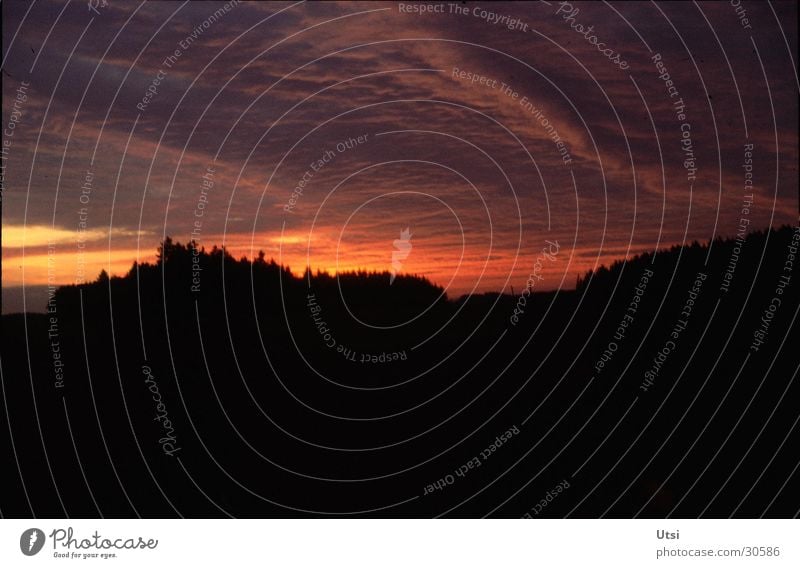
2;227;798;517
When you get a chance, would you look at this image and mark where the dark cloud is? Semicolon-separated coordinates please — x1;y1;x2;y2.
2;1;797;298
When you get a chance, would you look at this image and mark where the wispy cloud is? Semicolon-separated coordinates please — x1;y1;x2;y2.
2;1;796;297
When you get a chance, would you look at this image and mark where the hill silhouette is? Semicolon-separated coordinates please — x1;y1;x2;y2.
1;226;798;518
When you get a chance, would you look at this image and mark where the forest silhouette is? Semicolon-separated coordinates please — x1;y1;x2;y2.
1;225;798;517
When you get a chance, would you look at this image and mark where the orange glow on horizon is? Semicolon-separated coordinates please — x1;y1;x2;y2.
3;225;637;296
2;247;157;288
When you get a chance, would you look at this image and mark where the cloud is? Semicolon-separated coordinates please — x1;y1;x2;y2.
2;0;796;297
2;224;148;248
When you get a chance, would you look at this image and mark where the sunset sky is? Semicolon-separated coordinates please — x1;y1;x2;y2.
2;1;797;311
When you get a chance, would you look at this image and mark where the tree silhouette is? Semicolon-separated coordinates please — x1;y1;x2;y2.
1;225;797;518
